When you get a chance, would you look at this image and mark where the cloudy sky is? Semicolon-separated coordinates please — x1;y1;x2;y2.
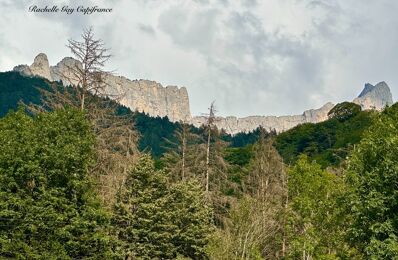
0;0;397;117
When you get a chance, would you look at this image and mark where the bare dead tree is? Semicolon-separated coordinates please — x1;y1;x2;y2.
205;101;216;192
29;28;140;207
63;27;112;110
162;121;202;181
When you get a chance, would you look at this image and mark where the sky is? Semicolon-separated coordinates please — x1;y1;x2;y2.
0;0;397;117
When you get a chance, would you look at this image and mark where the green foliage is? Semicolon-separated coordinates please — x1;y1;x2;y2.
167;180;214;259
0;108;114;259
345;104;398;259
133;112;182;157
0;72;51;117
275;108;374;168
328;102;361;121
225;145;253;167
206;197;264;260
221;128;265;148
286;156;352;259
113;155;213;259
0;72;259;159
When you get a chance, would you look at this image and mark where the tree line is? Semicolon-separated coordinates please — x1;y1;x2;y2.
0;28;397;259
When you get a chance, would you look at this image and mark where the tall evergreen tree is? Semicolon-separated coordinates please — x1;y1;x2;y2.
113;154;214;259
0;108;114;259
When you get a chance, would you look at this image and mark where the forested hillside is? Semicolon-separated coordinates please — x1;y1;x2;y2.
275;102;374;168
0;71;259;157
2;68;397;259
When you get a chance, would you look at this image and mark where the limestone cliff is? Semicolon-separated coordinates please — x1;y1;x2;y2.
14;53;191;122
191;102;335;134
191;82;393;134
13;53;393;135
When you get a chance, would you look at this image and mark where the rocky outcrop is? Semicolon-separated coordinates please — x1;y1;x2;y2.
102;76;191;122
353;82;393;110
191;102;335;134
192;82;394;134
13;53;191;122
50;57;82;86
14;53;53;80
12;53;394;134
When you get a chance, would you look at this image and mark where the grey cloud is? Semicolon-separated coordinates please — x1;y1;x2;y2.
158;7;219;54
138;23;156;36
158;4;328;115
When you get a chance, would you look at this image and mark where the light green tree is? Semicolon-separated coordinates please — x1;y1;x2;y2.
345;104;398;259
286;155;350;259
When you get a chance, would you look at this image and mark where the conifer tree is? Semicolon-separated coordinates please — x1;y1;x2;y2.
113;154;214;259
168;180;214;259
0;108;114;259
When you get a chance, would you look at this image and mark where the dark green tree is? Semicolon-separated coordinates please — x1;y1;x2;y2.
0;108;114;259
113;154;213;259
168;180;214;259
345;104;398;259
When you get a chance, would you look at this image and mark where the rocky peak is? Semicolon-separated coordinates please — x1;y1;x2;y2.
353;81;393;110
303;102;334;123
358;83;376;97
13;53;53;81
50;57;82;86
31;53;52;81
13;53;191;123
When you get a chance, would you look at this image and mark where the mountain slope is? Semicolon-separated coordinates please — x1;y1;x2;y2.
0;72;258;157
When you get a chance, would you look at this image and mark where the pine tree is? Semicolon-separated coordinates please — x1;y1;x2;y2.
112;154;174;259
112;155;214;259
168;180;214;259
31;27;140;207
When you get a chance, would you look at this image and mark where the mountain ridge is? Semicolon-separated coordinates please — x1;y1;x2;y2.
12;53;394;134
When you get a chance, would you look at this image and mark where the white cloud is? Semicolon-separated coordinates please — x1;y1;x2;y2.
0;0;397;116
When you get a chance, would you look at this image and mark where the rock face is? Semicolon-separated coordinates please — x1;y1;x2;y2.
191;82;393;134
353;82;393;110
14;53;52;80
13;53;394;134
102;76;191;122
14;53;191;122
191;102;335;134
